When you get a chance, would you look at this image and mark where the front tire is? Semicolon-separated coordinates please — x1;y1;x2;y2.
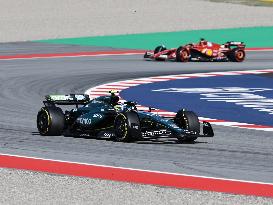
144;52;149;58
154;45;166;54
37;107;65;136
174;110;200;142
154;45;167;61
114;111;141;142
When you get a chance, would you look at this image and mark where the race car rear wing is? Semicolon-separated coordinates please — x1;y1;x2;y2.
43;94;90;107
225;41;245;47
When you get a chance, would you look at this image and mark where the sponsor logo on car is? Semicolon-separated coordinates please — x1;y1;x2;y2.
78;118;92;125
142;129;168;137
93;114;103;118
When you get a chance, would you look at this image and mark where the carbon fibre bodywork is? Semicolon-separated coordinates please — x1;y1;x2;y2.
37;93;214;142
144;40;246;62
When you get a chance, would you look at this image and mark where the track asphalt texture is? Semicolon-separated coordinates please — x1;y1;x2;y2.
0;43;272;191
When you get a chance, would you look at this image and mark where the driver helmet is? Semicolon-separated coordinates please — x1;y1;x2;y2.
110;95;119;106
114;103;126;111
199;38;207;46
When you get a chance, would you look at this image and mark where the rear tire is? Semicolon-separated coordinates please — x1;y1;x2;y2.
154;46;167;61
114;111;141;142
37;107;65;136
228;48;245;62
174;110;200;142
176;47;190;62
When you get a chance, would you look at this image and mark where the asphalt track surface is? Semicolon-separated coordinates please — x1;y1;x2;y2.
0;42;272;185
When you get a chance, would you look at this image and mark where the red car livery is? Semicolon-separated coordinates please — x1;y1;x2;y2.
144;39;246;62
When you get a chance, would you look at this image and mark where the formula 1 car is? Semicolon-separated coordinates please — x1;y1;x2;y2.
144;39;246;62
37;91;214;142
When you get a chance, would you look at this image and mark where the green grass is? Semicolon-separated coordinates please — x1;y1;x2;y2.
35;26;273;49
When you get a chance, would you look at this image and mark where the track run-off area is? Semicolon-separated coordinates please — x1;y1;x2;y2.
0;43;272;198
88;69;273;131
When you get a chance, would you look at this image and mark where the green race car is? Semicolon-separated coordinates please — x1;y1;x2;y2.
37;91;214;142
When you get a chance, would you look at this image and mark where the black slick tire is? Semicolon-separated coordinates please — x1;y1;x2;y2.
37;107;65;136
154;45;167;61
114;111;141;142
176;47;190;62
144;52;149;58
228;48;245;62
174;110;200;142
154;45;166;54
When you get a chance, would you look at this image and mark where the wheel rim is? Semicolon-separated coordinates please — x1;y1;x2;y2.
180;50;188;61
115;116;128;140
37;111;49;134
236;50;244;61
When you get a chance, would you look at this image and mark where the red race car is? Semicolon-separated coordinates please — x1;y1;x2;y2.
144;39;246;62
